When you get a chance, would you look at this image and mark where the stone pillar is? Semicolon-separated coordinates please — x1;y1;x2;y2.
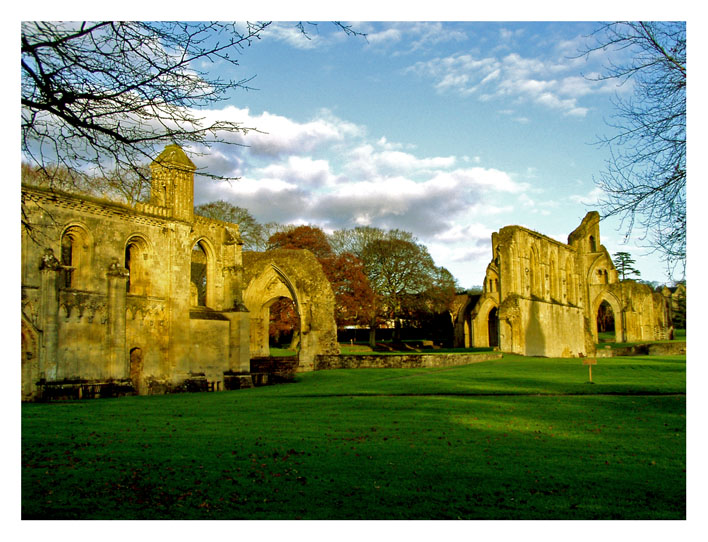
39;249;62;381
248;307;270;358
224;306;251;373
106;259;129;380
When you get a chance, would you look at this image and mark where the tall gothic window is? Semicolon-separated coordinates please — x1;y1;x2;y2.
125;237;150;296
191;241;208;307
60;233;74;288
60;225;90;289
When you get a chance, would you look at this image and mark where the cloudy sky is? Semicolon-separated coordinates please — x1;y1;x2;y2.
184;18;686;289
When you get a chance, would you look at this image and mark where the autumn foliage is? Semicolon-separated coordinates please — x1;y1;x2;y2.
266;226;376;337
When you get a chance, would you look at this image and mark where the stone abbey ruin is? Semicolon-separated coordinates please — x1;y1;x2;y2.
21;145;673;401
454;212;671;357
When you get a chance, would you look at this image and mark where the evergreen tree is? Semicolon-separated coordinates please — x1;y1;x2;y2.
612;251;642;280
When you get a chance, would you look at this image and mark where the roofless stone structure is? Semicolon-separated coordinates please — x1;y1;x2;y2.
457;212;670;357
21;145;339;400
21;146;672;400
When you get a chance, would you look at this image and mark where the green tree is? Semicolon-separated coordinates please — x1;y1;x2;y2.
194;200;266;251
329;226;415;257
361;237;452;342
613;251;642;280
583;22;686;276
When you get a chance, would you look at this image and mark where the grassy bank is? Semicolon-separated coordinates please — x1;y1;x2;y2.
22;355;685;520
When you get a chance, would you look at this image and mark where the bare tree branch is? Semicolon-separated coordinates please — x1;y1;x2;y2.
580;22;686;278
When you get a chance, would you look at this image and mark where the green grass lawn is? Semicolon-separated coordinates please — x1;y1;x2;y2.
21;354;686;520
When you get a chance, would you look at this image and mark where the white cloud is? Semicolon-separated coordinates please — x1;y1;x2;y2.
263;22;324;50
192;104;529;286
363;22;468;53
198;106;364;158
345;144;457;179
404;38;619;118
569;187;604;206
255;156;338;188
365;26;403;46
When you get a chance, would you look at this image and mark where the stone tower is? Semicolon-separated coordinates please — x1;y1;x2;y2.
149;144;196;222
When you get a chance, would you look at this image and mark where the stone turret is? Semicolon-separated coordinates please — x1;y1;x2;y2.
149;144;196;222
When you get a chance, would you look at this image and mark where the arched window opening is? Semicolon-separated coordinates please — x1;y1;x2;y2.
589;235;597;252
191;241;208;307
268;297;300;355
487;276;498;293
597;300;615;342
124;244;132;292
488;307;499;348
60;233;74;288
60;226;90;289
125;237;150;296
596;268;609;285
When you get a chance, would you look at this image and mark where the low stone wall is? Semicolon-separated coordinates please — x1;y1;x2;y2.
250;357;299;382
314;352;502;371
37;379;135;401
595;341;686;358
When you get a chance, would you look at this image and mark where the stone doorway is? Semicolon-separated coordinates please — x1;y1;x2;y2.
597;300;615;342
488;307;499;348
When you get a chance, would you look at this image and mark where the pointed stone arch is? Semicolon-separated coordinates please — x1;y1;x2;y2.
242;249;339;371
471;296;500;349
591;291;624;343
60;222;93;289
452;294;481;348
124;233;153;296
190;236;217;308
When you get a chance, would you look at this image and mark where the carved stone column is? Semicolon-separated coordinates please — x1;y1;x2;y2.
106;259;129;380
39;249;62;381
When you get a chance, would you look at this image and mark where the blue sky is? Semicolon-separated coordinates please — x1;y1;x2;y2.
187;19;682;289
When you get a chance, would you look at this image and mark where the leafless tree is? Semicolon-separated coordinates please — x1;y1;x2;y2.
582;22;686;277
21;21;365;236
22;21;364;186
22;22;276;186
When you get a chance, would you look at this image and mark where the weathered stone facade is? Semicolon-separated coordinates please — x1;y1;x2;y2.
460;212;670;357
21;145;339;401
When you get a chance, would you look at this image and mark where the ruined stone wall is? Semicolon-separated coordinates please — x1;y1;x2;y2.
314;352;502;370
242;249;340;372
22;187;177;386
188;316;231;381
468;211;669;358
21;145;250;400
509;298;587;357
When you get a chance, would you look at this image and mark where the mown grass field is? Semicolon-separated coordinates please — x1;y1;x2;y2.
21;354;686;520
